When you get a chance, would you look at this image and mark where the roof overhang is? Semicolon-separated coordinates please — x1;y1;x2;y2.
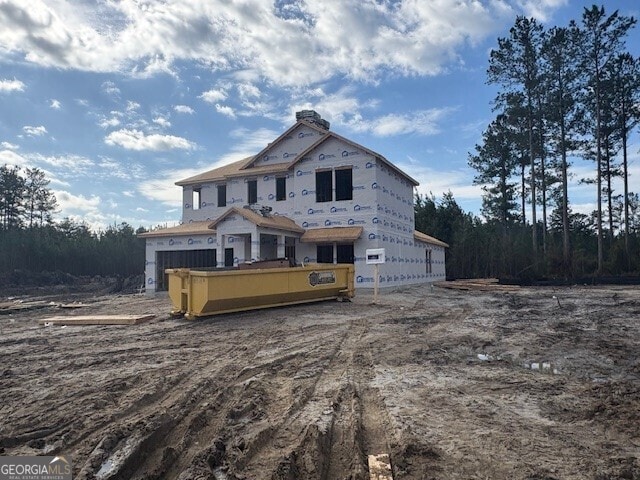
300;226;363;243
137;220;216;238
414;230;449;248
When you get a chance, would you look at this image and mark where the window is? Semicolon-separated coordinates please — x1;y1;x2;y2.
276;177;286;201
217;184;227;207
335;168;353;201
247;179;257;204
426;250;432;274
192;187;201;210
336;244;354;263
317;245;333;263
316;170;332;203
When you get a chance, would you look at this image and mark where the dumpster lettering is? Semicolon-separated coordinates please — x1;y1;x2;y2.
308;271;336;287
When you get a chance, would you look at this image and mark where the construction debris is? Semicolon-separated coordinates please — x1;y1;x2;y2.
368;453;394;480
0;300;51;314
435;278;520;292
38;314;155;326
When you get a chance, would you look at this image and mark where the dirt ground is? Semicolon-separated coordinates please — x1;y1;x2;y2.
1;282;639;480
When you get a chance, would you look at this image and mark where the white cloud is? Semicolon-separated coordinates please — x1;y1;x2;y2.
349;108;455;137
122;190;135;197
138;126;279;207
102;80;120;97
50;99;61;109
98;116;121;129
518;0;568;22
0;149;29;166
31;153;94;171
0;78;25;92
1;141;19;150
22;125;48;136
237;83;261;99
153;116;171;128
199;88;227;103
105;128;196;151
401;161;483;201
215;104;236;118
126;100;140;111
0;0;564;88
174;104;194;114
54;190;101;213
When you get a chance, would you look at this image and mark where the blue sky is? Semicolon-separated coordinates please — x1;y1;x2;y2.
0;0;638;231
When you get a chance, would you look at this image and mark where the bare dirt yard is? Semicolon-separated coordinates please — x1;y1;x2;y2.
1;282;639;479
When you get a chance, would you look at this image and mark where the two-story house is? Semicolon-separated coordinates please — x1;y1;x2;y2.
140;111;447;292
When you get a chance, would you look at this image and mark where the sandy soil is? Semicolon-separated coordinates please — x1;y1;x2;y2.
1;283;639;479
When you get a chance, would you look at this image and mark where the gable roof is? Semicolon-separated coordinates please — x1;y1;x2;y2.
175;120;419;187
209;206;305;233
414;231;449;248
287;130;418;186
137;220;215;238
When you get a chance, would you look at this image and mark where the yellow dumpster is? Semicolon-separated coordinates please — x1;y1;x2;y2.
166;264;355;319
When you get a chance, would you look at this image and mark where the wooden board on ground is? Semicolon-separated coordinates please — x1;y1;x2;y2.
0;300;51;314
368;453;393;480
435;278;519;292
58;303;90;309
39;314;156;326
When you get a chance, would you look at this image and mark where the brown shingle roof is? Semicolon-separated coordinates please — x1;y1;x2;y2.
414;231;449;248
300;226;363;243
209;207;305;233
137;221;215;238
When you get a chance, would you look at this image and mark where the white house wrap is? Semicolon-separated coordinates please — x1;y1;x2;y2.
140;111;447;292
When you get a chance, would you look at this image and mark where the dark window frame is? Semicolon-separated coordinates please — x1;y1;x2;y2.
315;170;333;203
316;244;333;263
276;176;286;201
335;167;353;201
336;243;354;263
217;184;227;207
247;179;257;204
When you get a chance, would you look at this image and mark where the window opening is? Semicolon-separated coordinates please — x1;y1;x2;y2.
217;184;227;207
317;244;333;263
247;179;257;204
192;187;201;210
276;177;286;201
335;168;353;201
315;170;332;203
336;243;354;263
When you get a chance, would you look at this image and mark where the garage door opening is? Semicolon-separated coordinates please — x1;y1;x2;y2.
155;249;216;291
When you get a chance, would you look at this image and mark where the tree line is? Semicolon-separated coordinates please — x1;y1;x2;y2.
445;5;639;279
0;165;145;280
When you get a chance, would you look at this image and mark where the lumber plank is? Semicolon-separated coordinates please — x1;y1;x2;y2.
39;314;155;326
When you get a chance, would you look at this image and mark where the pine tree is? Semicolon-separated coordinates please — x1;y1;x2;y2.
541;26;582;272
577;5;636;273
488;16;545;271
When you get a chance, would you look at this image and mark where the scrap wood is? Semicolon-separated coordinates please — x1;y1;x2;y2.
39;314;155;326
58;303;90;309
0;300;51;314
435;279;519;292
368;453;394;480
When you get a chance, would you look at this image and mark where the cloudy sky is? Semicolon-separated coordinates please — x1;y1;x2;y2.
0;0;638;230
